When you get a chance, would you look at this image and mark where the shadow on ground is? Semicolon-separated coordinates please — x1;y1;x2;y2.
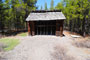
0;30;27;37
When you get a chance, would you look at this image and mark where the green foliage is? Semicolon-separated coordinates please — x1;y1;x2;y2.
0;38;19;51
40;6;43;10
50;0;54;10
0;0;37;33
45;2;48;10
55;3;63;10
55;0;90;36
0;0;5;31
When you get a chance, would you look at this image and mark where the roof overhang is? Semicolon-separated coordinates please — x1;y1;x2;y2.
26;10;66;21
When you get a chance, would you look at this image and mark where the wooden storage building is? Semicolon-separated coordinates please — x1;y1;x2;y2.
26;10;66;36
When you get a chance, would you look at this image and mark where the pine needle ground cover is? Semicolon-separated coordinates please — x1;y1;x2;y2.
0;38;19;51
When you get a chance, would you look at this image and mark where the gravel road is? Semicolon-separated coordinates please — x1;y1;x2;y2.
1;35;90;60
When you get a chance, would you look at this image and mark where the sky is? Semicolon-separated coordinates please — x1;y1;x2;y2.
36;0;61;10
2;0;61;10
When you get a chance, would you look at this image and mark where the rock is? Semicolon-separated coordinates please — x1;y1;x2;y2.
71;35;81;38
0;42;7;52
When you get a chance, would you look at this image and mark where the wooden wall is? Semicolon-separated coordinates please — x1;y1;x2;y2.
28;20;64;37
56;20;64;36
27;21;35;36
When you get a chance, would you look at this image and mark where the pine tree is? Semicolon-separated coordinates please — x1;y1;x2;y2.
40;6;43;10
45;2;48;10
55;0;90;36
0;0;4;33
55;2;63;10
50;0;54;10
0;0;37;34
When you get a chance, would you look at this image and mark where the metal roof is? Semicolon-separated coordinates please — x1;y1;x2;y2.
26;10;66;21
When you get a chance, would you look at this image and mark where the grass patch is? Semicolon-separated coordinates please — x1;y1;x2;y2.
17;32;27;37
0;38;19;51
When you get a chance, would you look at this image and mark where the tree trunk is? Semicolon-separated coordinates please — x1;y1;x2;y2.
82;17;86;37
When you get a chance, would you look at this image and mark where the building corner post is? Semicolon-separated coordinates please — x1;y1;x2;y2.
27;21;31;36
60;20;64;37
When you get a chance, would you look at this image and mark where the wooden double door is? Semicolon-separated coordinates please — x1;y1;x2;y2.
35;21;56;35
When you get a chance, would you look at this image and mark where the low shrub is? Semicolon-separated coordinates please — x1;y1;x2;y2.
0;42;7;52
74;38;90;48
52;45;75;60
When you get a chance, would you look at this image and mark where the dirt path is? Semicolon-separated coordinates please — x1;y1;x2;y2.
1;35;90;60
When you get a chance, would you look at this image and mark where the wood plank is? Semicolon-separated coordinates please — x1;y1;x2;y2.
31;21;35;36
56;21;60;36
60;20;64;36
27;21;31;35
